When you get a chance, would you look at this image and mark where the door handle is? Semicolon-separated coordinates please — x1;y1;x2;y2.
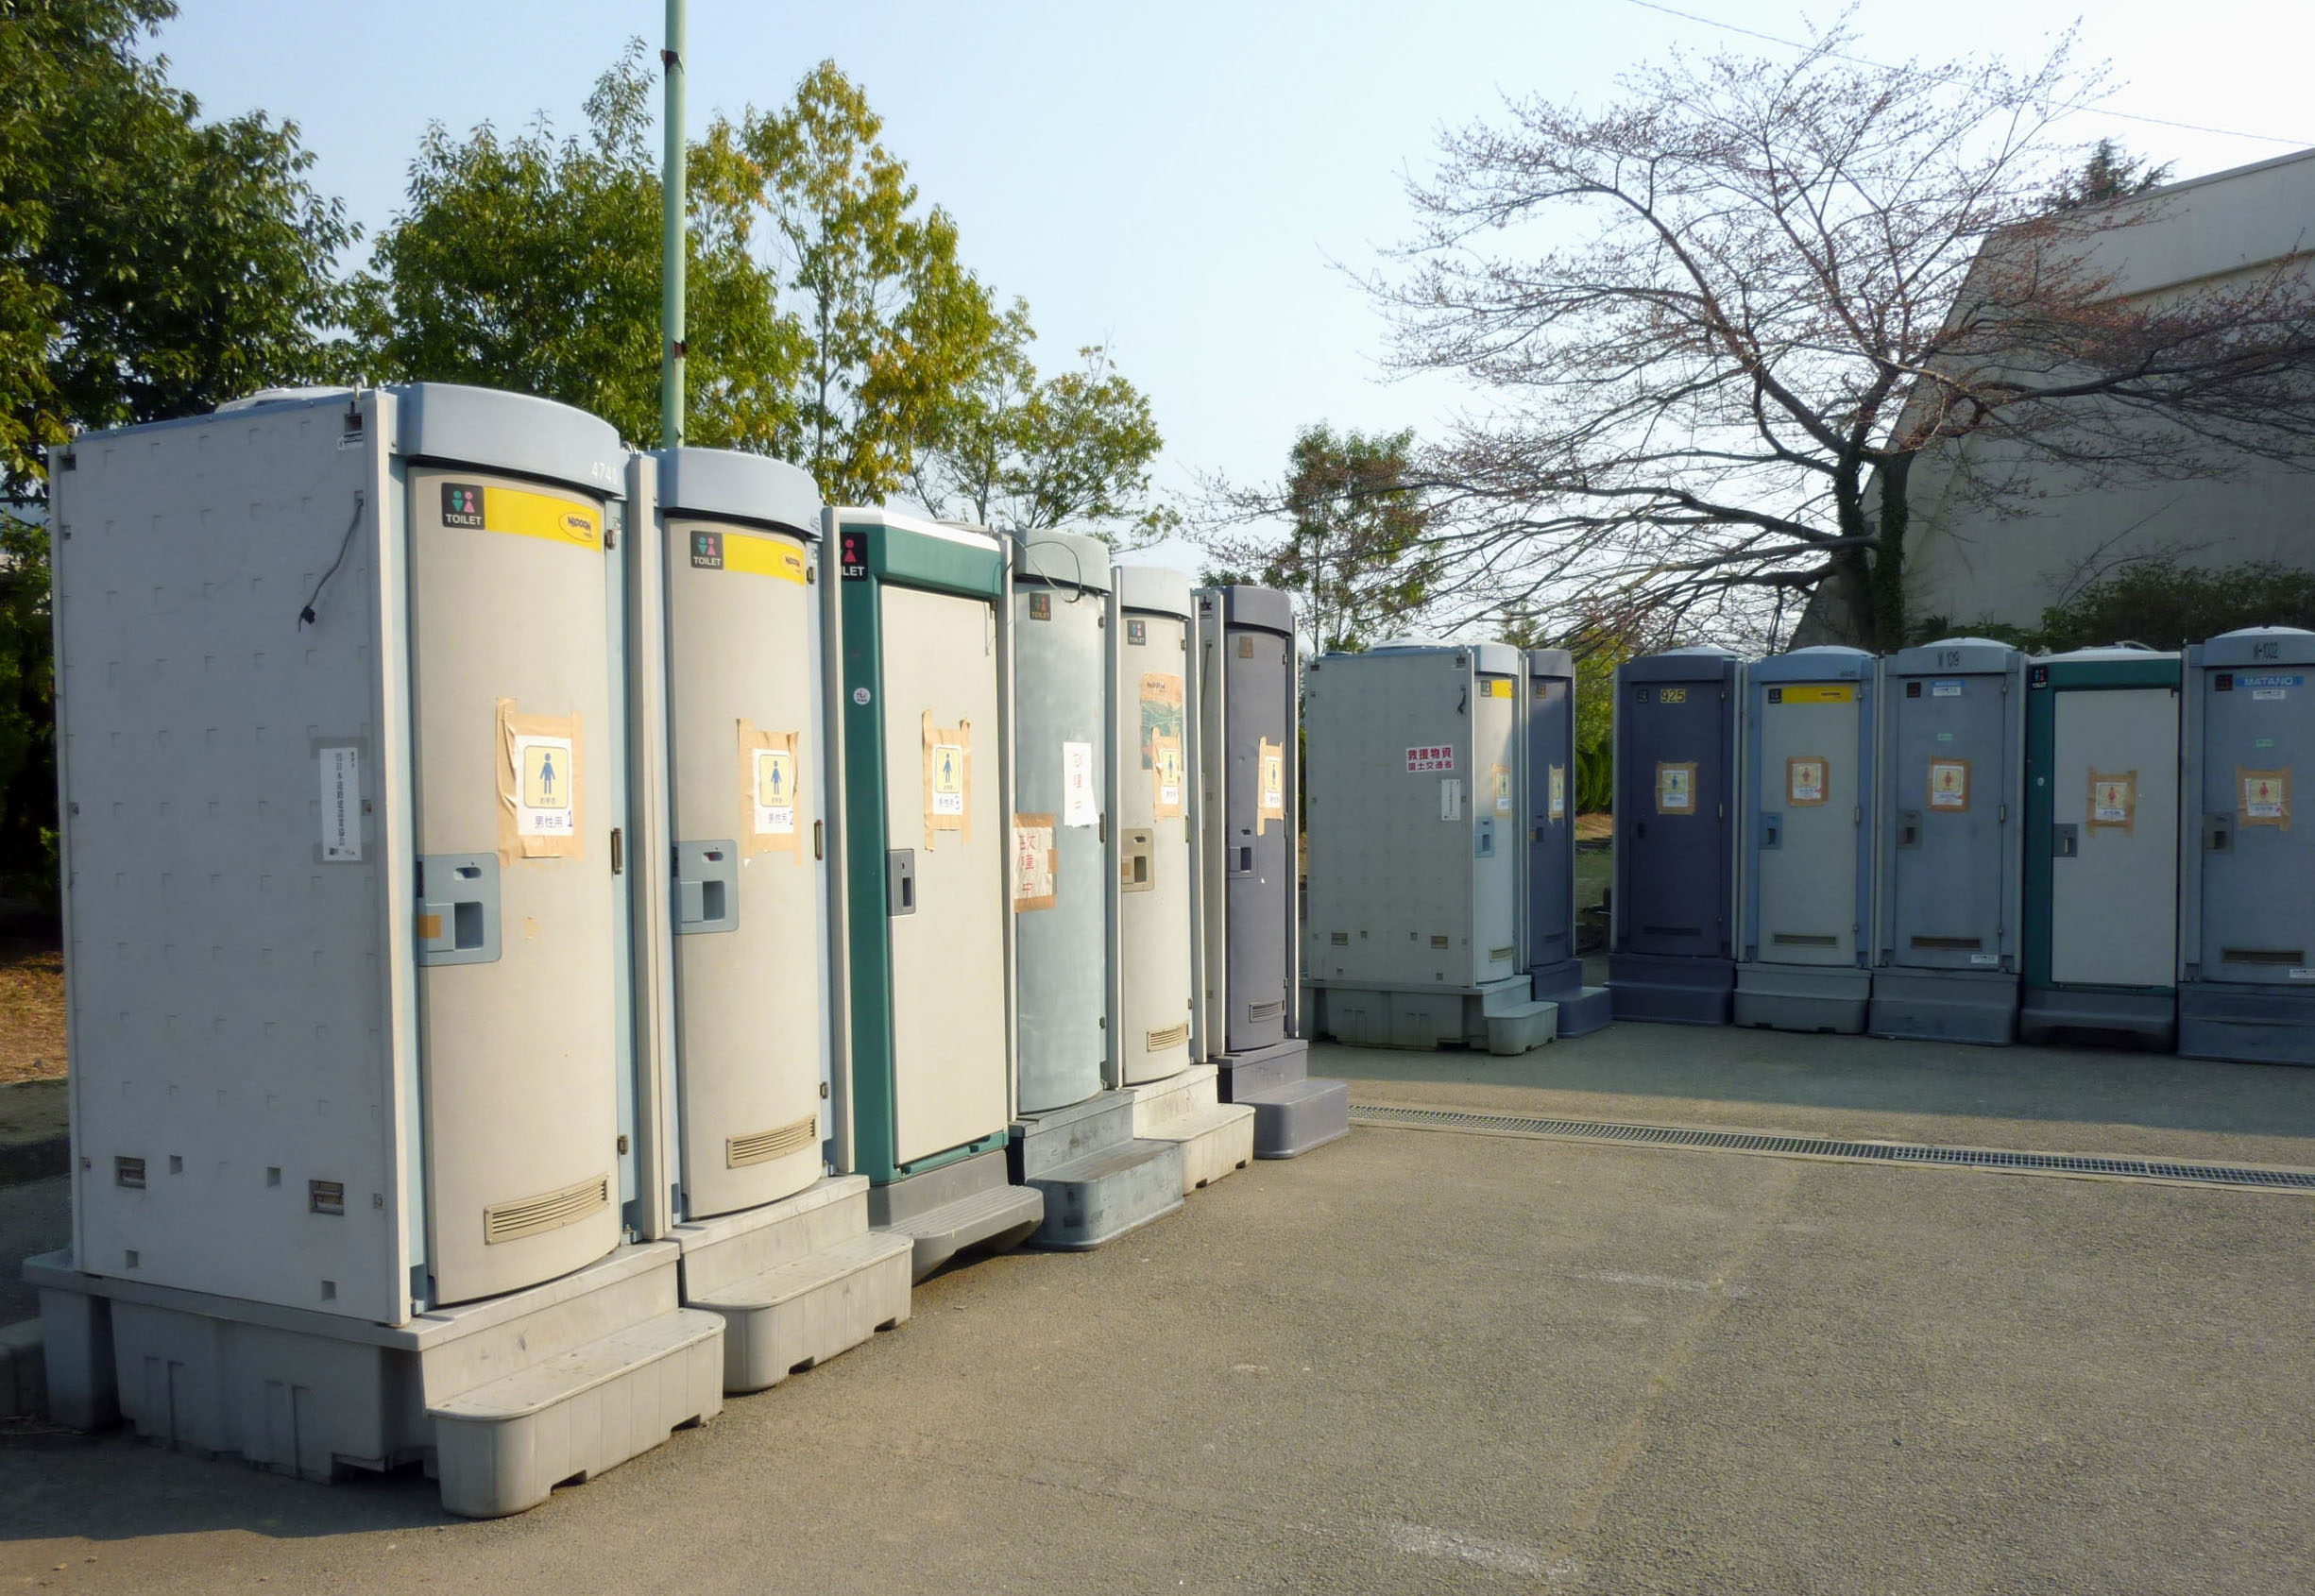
2051;823;2079;858
417;853;500;965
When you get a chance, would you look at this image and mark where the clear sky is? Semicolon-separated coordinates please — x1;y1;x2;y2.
153;0;2314;571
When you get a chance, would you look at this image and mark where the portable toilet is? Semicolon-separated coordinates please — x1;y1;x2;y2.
827;507;1044;1274
1609;647;1743;1023
2019;646;2183;1048
1523;648;1613;1036
1004;534;1182;1241
628;450;911;1394
1302;639;1558;1053
1111;565;1254;1191
31;386;721;1518
1192;585;1348;1156
1870;638;2027;1044
2179;627;2315;1063
1735;647;1878;1032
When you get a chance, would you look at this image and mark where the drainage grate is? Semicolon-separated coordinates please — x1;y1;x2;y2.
1346;1103;2315;1193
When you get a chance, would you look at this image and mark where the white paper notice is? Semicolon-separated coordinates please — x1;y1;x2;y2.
1062;740;1098;827
1440;778;1464;822
318;746;361;861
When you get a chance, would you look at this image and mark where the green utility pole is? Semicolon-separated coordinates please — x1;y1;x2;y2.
659;0;687;449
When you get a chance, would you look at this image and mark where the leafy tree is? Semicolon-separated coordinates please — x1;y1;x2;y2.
1380;26;2315;652
1930;559;2315;653
2044;138;2172;211
354;46;798;450
706;61;1005;501
1;0;349;900
911;310;1166;539
1204;424;1437;653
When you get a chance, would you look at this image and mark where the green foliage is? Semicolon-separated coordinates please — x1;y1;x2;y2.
1217;424;1436;654
353;46;797;451
1931;560;2315;654
0;0;348;901
2043;138;2172;212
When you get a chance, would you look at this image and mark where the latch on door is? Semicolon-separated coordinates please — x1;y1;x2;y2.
2052;823;2079;857
1474;816;1496;858
1896;810;1921;849
2204;814;2233;854
673;840;739;933
417;853;500;965
1120;828;1154;892
888;849;916;916
1760;813;1782;850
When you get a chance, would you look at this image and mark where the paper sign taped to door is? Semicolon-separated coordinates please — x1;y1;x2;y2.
1062;740;1098;828
1548;764;1567;822
1013;812;1057;910
1140;672;1185;818
1656;761;1695;815
496;700;583;864
1928;757;1971;811
1786;756;1828;806
739;720;804;859
2239;766;2290;829
318;745;362;861
922;714;972;850
2087;769;2136;834
1257;738;1286;835
1491;764;1513;814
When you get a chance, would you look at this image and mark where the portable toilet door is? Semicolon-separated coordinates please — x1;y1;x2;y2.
1735;647;1877;1033
1609;647;1742;1024
1523;649;1613;1035
1869;638;2026;1044
2179;627;2315;1063
1111;565;1201;1085
645;449;829;1220
1011;533;1114;1114
2020;647;2183;1049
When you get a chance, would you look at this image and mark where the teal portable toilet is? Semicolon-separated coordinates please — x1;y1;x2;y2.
1005;533;1183;1241
828;507;1044;1275
1736;647;1877;1032
2178;627;2315;1063
2020;647;2182;1049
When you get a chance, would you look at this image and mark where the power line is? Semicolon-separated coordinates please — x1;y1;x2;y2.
1621;0;2314;148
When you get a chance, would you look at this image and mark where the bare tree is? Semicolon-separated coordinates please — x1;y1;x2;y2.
1380;25;2315;651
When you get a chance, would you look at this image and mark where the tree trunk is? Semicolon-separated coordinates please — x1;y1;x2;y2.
1869;453;1914;653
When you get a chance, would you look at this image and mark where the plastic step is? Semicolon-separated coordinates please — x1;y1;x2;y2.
428;1308;723;1519
1025;1138;1184;1249
1237;1075;1351;1159
1483;998;1559;1056
878;1181;1046;1282
1011;1092;1137;1180
1213;1039;1310;1101
688;1231;914;1394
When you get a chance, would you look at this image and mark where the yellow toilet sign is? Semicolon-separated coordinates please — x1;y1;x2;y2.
755;748;796;833
931;744;965;814
521;741;571;815
2239;766;2290;829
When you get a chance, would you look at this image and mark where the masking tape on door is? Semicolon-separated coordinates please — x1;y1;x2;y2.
2086;769;2136;835
1013;812;1057;910
496;700;583;865
738;720;804;860
1656;760;1696;815
1928;756;1971;812
922;713;971;851
1141;671;1185;820
1257;738;1286;835
1786;755;1829;807
2238;765;2290;830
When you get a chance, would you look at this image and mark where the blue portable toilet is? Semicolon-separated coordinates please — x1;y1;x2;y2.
1609;647;1742;1024
1524;648;1612;1035
2179;626;2315;1063
1736;647;1877;1032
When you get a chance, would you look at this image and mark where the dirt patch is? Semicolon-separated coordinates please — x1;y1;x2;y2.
0;934;65;1084
1575;811;1613;841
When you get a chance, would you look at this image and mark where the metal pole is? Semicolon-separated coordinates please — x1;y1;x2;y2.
659;0;687;449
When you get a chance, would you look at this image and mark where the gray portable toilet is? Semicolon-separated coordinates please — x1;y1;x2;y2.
1302;638;1558;1053
1523;649;1613;1036
2019;646;2183;1048
2179;626;2315;1063
629;448;911;1396
1004;534;1183;1241
1110;565;1255;1192
1735;647;1878;1032
1609;647;1742;1023
1192;584;1348;1157
31;386;721;1517
1870;638;2027;1044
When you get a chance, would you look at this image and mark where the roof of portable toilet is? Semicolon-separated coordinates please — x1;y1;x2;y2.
1747;644;1874;684
655;447;821;537
1013;530;1114;596
1884;637;2020;676
2197;625;2315;669
1113;562;1195;619
1201;584;1295;636
1525;648;1575;680
1619;644;1742;685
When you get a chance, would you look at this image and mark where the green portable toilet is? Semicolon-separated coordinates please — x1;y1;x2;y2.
2020;646;2183;1048
828;507;1045;1276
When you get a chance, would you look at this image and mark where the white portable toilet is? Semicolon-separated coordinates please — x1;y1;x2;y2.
2179;627;2315;1063
31;386;720;1517
1110;565;1254;1192
629;449;911;1395
1302;638;1559;1053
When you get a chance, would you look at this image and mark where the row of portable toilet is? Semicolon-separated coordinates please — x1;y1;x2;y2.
1609;636;2315;1061
1298;638;1616;1055
27;383;1345;1519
